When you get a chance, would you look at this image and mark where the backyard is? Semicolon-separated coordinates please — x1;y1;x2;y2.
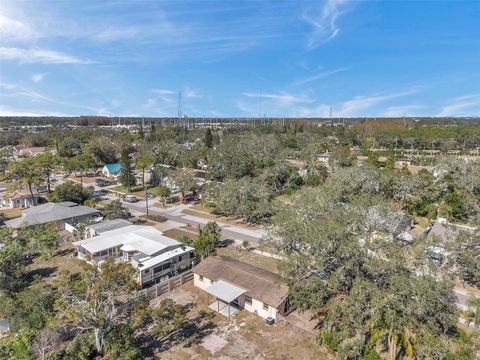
145;282;330;360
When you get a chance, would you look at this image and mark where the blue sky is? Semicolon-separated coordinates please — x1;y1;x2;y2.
0;0;479;117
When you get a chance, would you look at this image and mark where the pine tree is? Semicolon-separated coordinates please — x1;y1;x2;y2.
119;148;135;192
204;128;213;148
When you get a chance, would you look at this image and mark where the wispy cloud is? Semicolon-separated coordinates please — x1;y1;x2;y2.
302;0;350;48
243;91;313;106
294;66;352;86
381;105;425;117
438;94;480;117
31;73;46;83
0;106;68;117
290;88;422;117
183;86;202;98
0;47;94;64
0;14;34;41
336;89;420;117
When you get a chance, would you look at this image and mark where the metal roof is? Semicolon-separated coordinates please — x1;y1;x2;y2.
204;280;246;303
136;245;194;270
87;219;132;233
104;163;122;173
73;225;180;256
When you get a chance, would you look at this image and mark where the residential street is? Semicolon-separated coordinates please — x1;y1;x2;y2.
123;200;266;246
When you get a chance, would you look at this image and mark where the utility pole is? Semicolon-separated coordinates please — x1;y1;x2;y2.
177;91;182;127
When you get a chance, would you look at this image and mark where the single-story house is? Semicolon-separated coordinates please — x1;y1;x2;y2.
102;163;123;178
85;218;132;238
426;217;476;245
13;146;49;158
395;158;413;167
73;225;195;287
5;201;101;231
193;256;295;321
1;190;43;208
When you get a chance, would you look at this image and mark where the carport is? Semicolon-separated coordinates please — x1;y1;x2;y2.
205;280;246;317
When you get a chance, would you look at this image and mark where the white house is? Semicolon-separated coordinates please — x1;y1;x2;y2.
1;190;42;208
73;225;195;287
193;256;295;321
102;163;123;178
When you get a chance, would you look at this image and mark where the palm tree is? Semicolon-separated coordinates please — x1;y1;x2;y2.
467;296;480;329
370;322;417;360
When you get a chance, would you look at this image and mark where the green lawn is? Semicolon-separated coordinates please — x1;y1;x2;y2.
109;185;146;196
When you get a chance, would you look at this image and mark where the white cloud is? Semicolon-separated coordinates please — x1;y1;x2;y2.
294;66;352;86
31;73;46;83
183;87;202;98
438;94;480;117
0;14;34;40
0;47;94;64
288;88;421;118
0;105;68;117
336;89;420;117
152;88;176;95
381;105;425;117
243;91;312;106
303;0;349;48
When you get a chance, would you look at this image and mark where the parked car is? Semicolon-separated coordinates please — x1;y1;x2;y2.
95;179;110;187
36;185;48;193
123;195;138;203
92;190;106;198
181;195;198;204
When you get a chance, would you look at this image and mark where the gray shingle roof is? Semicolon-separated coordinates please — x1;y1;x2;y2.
5;202;100;228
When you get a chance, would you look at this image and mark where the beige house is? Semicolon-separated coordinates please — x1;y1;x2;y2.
193;256;295;321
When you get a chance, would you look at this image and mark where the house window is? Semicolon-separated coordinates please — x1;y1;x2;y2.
263;303;268;311
144;269;150;273
178;255;182;262
199;275;204;282
245;296;252;305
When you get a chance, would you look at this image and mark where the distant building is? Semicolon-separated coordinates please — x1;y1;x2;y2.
13;145;50;158
318;151;331;163
73;225;195;287
5;202;101;231
1;190;42;208
426;217;476;244
395;158;412;167
193;256;295;321
102;163;123;178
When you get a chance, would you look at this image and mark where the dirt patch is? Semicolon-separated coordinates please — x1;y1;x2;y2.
151;285;196;307
201;334;228;354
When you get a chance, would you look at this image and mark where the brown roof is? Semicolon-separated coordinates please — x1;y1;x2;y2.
193;256;288;308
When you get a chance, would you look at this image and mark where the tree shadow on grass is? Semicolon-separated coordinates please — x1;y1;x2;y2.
137;308;217;356
28;266;57;279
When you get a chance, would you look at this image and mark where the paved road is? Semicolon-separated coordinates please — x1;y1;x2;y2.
122;201;265;246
